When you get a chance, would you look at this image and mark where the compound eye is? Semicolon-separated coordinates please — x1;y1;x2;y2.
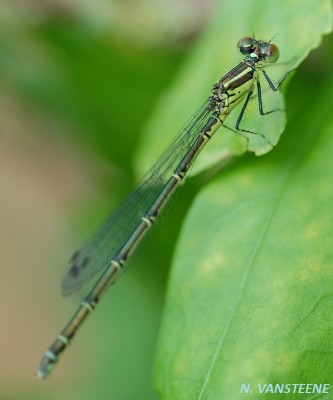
237;37;255;55
266;43;280;63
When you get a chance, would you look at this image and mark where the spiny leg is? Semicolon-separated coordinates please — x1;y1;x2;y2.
220;90;273;150
262;67;296;92
234;89;274;148
232;68;295;148
252;67;296;115
257;69;290;115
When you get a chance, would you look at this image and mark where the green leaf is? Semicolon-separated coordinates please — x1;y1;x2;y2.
135;0;332;177
154;2;333;399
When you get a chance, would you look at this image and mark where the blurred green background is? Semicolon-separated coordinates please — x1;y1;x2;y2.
0;1;214;399
0;0;332;399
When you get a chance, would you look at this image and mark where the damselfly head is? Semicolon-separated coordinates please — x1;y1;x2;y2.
237;37;280;64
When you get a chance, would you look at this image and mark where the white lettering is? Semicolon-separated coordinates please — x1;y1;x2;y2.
284;384;291;393
257;384;266;393
274;384;283;393
255;383;330;394
240;384;250;394
305;384;313;393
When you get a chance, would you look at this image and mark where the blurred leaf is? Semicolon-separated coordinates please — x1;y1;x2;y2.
154;2;333;400
155;57;333;400
135;0;332;177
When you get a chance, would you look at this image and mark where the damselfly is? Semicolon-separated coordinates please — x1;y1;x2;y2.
37;36;290;379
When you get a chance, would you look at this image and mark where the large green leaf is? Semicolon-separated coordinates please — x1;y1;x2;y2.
154;2;333;400
135;0;332;176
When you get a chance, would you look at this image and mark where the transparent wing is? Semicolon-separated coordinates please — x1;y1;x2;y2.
61;100;213;301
